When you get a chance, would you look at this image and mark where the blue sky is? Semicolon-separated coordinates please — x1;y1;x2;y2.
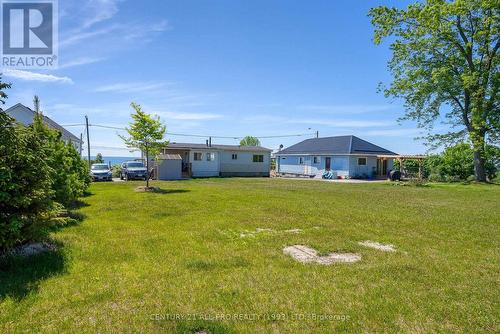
2;0;436;157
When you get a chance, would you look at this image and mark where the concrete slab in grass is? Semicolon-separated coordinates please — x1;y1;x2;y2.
283;245;361;265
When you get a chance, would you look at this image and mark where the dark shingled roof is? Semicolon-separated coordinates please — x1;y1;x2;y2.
277;136;397;156
167;142;272;152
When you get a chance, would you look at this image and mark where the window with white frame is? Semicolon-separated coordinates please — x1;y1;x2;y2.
358;157;367;166
194;152;202;161
232;154;237;160
299;157;305;164
206;152;215;161
313;156;319;164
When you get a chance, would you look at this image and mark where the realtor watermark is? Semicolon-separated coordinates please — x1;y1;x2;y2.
150;313;350;322
1;0;58;69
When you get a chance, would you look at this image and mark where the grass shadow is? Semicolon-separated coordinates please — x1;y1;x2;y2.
0;246;66;301
135;187;191;195
67;199;90;210
151;189;191;195
154;318;235;334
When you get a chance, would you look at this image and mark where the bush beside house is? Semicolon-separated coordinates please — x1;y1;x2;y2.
0;111;90;252
395;143;499;182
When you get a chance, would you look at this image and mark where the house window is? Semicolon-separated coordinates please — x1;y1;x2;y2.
194;152;202;161
253;155;264;163
232;154;238;160
299;157;305;165
313;156;319;164
358;157;367;166
206;153;215;161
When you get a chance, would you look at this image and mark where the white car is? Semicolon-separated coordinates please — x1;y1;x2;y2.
90;163;113;181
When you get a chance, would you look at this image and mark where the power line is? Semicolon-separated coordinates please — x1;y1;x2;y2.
91;145;140;151
59;123;85;127
62;122;316;140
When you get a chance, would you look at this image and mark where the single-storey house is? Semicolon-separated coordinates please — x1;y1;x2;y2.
276;136;398;179
5;103;83;152
160;142;272;178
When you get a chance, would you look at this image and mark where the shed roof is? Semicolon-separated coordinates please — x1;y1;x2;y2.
158;154;182;160
166;142;272;152
277;136;397;156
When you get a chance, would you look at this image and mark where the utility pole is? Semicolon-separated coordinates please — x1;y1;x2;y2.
79;133;83;156
85;116;91;169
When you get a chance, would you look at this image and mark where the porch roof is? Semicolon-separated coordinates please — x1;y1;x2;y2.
377;154;426;160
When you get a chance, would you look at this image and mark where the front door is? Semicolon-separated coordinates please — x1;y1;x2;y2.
325;157;331;171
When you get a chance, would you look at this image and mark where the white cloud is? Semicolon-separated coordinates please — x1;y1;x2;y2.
94;82;167;93
290;119;394;128
82;0;121;29
58;57;106;69
60;20;170;49
242;114;393;128
124;20;171;40
155;111;222;121
297;104;395;114
60;25;119;48
4;69;73;84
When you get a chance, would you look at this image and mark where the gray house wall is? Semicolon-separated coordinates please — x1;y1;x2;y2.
6;105;34;125
163;148;271;177
349;156;377;178
220;151;270;176
188;149;220;177
278;155;350;177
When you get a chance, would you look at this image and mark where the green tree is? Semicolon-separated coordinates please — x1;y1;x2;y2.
441;142;475;179
240;136;261;147
120;102;168;188
0;75;11;106
0;111;59;250
426;142;498;181
370;0;499;181
95;153;104;163
49;134;91;205
30;99;91;206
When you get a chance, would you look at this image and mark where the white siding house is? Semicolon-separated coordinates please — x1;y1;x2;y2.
161;143;271;178
277;136;397;179
5;103;83;152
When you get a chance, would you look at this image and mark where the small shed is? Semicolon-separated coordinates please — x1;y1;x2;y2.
157;154;182;180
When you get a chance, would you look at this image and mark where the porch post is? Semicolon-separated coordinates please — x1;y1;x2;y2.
418;159;422;180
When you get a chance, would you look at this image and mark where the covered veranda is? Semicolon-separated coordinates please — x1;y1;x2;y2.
377;154;427;180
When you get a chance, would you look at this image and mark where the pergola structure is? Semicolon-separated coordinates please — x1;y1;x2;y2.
377;154;427;180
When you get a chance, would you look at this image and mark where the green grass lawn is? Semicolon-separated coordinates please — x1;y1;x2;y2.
1;179;499;333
